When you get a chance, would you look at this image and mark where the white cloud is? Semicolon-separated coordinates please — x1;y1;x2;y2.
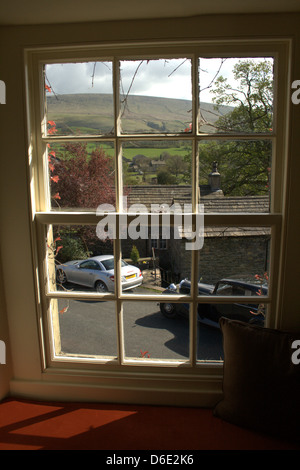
119;59;192;100
45;62;113;95
45;56;274;103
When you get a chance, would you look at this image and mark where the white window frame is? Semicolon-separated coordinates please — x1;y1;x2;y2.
24;39;291;379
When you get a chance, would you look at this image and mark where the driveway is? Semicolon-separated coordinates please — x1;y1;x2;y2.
57;287;224;361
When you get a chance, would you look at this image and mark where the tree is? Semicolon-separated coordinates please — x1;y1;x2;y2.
157;170;176;185
212;59;273;133
49;142;116;258
199;139;271;196
56;229;92;263
130;245;140;265
133;155;151;183
165;155;188;184
200;59;273;196
51;142;115;209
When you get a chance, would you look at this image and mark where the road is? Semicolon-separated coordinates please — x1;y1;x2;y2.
57;287;224;362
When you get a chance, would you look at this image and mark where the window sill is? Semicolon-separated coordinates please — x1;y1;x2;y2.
9;363;223;407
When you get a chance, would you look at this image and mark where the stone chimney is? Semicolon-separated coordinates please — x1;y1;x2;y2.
208;161;223;196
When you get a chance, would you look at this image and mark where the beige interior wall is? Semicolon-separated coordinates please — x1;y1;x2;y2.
0;12;299;402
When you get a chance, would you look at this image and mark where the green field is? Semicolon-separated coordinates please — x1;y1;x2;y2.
51;141;190;161
122;145;190;160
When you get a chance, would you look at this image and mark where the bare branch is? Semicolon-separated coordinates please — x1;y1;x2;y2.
91;62;97;87
199;58;227;97
168;59;188;77
122;61;144;99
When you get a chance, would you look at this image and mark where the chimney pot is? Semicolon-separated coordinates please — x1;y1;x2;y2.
209;161;221;191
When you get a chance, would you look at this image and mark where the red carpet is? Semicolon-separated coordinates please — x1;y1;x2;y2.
0;398;298;450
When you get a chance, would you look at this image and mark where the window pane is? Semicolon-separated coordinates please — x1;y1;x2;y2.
119;58;192;134
122;140;192;192
120;216;194;295
120;237;193;295
199;140;272;209
197;322;224;361
160;226;269;321
123;301;190;361
44;62;114;136
198;57;274;134
48;141;116;211
52;299;118;359
196;298;265;362
199;226;270;287
48;225;116;294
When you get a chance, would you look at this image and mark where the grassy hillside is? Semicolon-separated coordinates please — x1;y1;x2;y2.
46;93;231;135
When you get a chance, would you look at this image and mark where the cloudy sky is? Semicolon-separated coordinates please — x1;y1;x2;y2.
45;57;273;103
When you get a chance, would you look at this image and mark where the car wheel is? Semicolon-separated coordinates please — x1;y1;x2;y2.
57;269;67;284
95;281;108;293
160;302;177;318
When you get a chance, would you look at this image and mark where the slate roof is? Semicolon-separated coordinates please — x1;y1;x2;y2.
126;184;270;238
126;184;269;213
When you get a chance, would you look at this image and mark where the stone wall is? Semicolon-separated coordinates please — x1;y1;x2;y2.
168;234;270;285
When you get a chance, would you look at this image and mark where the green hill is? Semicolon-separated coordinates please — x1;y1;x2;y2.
46;93;232;135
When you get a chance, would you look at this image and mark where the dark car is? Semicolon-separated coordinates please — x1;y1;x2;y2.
159;278;267;327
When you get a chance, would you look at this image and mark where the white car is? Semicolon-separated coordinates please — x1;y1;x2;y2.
56;255;143;292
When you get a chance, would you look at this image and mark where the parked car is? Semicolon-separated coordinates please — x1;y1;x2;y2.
56;255;143;292
159;278;267;327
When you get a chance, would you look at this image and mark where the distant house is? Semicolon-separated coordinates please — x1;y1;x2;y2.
150;160;166;171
